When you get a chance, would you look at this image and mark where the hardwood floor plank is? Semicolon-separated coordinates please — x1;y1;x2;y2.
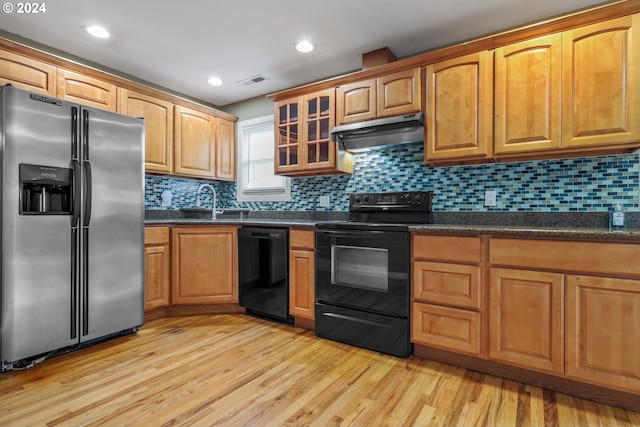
528;384;546;427
0;314;638;427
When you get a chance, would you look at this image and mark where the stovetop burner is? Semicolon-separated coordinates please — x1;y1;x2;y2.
316;191;433;231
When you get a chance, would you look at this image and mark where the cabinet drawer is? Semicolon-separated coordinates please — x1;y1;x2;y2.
411;302;481;356
145;227;170;245
290;229;315;250
413;261;481;310
413;235;481;264
489;238;640;276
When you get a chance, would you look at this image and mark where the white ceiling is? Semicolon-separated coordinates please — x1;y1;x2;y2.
0;0;616;107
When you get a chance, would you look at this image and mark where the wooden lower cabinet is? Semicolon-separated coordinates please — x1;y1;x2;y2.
411;233;640;410
144;227;171;310
488;268;564;374
288;229;315;321
171;226;238;304
289;249;315;319
411;234;483;356
566;274;640;393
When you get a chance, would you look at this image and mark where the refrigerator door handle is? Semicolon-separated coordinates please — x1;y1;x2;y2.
82;109;89;161
71;106;79;159
70;228;78;340
83;161;92;227
71;160;81;228
82;228;89;336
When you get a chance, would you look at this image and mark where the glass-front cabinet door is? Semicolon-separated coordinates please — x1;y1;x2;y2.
303;89;335;171
275;98;301;173
274;90;352;176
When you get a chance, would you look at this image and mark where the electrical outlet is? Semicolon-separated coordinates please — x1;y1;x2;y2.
484;190;497;207
319;195;330;207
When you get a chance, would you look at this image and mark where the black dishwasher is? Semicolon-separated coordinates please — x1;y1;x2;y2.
238;227;293;324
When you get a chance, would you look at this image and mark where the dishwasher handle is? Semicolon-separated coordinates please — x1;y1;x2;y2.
238;227;288;240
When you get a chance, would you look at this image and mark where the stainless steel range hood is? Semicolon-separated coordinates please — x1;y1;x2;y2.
331;112;424;152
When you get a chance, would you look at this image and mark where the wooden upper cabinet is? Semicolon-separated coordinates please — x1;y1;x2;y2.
0;45;237;181
337;68;421;125
377;68;421;118
174;105;216;178
0;50;55;95
56;69;116;112
275;98;302;173
302;89;336;171
118;88;174;174
425;51;493;163
494;34;562;155
275;90;350;176
337;79;376;124
216;117;235;181
562;14;640;148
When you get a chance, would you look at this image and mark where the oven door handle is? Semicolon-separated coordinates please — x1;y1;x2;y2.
316;229;408;239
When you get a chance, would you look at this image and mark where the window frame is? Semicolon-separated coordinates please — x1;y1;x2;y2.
236;114;290;202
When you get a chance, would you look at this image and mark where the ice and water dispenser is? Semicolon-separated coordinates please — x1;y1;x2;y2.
19;164;72;215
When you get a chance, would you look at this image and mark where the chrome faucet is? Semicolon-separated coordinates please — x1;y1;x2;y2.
195;184;223;219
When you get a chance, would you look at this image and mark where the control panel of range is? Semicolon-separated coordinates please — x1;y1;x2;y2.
349;191;432;211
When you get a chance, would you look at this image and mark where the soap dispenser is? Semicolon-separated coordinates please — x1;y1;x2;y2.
609;202;626;231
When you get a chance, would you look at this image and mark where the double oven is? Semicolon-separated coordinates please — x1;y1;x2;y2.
315;191;432;358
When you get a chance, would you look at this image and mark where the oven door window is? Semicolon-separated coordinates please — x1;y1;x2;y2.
331;245;388;292
316;229;410;317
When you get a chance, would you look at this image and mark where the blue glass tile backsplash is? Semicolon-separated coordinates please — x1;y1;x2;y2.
145;144;639;212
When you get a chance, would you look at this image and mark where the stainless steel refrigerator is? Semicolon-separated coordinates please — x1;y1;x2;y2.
0;85;144;371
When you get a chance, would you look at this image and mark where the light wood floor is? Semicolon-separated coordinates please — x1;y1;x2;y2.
1;315;639;427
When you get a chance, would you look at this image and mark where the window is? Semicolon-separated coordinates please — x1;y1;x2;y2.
237;115;290;202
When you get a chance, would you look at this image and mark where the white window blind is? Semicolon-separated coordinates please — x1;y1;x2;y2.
237;115;290;202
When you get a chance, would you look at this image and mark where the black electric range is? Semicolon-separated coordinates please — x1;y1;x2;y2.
314;191;432;358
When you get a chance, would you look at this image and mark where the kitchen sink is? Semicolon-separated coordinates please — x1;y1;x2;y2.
179;208;250;220
179;208;215;219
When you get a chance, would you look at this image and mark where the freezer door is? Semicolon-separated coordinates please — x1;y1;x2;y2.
1;86;79;363
80;107;144;342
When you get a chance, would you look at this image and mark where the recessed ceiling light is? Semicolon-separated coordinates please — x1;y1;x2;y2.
207;77;223;86
296;40;314;53
87;25;109;39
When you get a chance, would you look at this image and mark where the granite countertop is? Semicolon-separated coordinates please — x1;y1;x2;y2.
144;217;326;228
409;224;640;241
144;209;346;228
145;210;640;241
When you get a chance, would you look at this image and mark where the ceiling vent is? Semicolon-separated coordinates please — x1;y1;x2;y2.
237;74;268;86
